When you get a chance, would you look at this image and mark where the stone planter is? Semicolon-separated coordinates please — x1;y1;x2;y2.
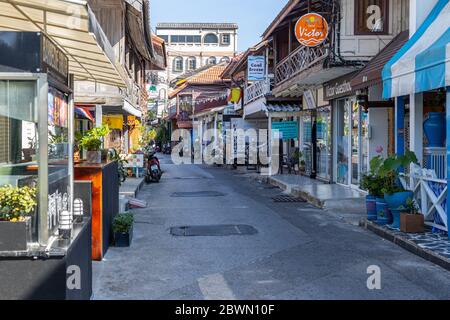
0;217;31;251
86;150;102;163
114;225;133;247
400;213;424;233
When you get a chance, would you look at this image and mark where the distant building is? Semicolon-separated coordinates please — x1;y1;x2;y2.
156;23;238;81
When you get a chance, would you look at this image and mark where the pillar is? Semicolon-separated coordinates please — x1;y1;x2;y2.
409;93;423;166
395;96;405;157
446;87;450;238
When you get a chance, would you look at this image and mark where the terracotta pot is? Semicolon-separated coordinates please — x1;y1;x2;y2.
400;213;424;233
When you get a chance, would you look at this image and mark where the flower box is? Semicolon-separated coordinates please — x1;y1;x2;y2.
0;217;31;251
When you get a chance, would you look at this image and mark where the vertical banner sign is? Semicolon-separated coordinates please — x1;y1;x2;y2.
247;56;266;81
295;13;329;47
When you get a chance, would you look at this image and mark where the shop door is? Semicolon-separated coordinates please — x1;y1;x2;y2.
316;106;331;181
335;99;350;185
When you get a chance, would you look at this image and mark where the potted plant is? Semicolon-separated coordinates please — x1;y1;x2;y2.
380;151;417;209
80;125;111;163
0;185;37;251
361;156;385;221
398;198;424;233
113;212;134;247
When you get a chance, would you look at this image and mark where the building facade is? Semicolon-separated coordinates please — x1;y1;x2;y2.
156;23;238;82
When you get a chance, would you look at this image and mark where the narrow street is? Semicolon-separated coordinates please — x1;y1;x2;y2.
93;155;450;300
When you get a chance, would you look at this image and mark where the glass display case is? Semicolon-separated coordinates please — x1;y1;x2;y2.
0;32;74;248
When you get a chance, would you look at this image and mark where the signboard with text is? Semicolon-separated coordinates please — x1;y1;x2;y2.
295;13;329;47
272;121;299;140
247;56;266;81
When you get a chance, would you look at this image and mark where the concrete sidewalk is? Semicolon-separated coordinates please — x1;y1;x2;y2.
261;174;366;224
119;177;146;198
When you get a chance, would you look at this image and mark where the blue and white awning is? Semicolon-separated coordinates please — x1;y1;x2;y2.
382;0;450;99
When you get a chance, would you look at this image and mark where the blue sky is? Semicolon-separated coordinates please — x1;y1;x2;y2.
150;0;288;52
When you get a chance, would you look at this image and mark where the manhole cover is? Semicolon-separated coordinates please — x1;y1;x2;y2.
272;195;306;203
171;191;226;197
170;225;258;237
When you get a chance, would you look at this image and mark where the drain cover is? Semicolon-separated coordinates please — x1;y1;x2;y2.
170;225;258;237
272;195;306;203
171;191;226;197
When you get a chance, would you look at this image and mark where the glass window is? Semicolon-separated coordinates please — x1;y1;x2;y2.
207;57;217;65
204;33;219;44
173;57;183;72
187;57;196;71
221;33;231;45
158;35;169;43
220;56;231;64
355;0;389;35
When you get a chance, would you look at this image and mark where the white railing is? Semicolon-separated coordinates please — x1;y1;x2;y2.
244;78;272;105
424;147;446;179
400;165;448;232
275;46;329;85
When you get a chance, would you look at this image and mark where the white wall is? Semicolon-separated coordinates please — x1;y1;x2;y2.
368;108;389;161
409;0;439;36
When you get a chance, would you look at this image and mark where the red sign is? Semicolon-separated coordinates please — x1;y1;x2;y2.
294;13;329;47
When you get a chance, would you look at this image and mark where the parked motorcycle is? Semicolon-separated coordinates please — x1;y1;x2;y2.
144;146;162;183
162;143;171;155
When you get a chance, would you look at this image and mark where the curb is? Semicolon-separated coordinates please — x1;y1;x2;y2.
360;219;450;272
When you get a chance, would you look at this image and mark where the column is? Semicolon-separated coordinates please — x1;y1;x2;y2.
409;93;423;165
268;114;272;175
395;96;405;157
95;105;102;127
446;87;450;239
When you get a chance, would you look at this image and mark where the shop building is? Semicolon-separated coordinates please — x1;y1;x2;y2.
0;0;127;299
74;0;159;154
382;0;449;236
261;0;409;183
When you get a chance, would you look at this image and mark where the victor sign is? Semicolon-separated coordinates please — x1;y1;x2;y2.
295;13;329;47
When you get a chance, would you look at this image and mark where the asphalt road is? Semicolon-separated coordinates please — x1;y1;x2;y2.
93;155;450;300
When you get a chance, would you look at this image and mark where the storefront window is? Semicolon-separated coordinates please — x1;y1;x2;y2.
351;102;360;185
0;80;39;239
316;107;331;180
336;99;350;184
47;87;70;235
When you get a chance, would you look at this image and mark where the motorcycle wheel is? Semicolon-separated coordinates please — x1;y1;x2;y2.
145;175;152;184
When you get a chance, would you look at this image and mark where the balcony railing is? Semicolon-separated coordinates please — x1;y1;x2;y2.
424;147;446;180
244;78;272;105
275;45;329;85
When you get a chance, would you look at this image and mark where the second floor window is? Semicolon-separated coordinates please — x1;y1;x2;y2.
220;57;230;64
355;0;389;35
207;57;217;65
221;34;231;45
173;57;183;72
187;57;196;71
204;33;219;44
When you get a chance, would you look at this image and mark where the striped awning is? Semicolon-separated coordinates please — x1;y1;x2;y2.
382;0;450;99
0;0;126;87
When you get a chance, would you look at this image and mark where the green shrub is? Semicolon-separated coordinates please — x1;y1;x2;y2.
113;212;134;233
0;185;37;222
80;125;111;151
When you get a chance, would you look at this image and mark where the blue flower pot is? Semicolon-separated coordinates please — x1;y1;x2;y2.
424;112;446;147
390;208;401;229
376;198;392;225
384;191;414;209
366;195;377;221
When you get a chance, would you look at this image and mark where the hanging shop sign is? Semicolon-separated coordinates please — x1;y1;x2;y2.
103;114;124;129
247;56;266;81
295;13;329;47
42;35;69;84
272;121;299;140
324;73;355;100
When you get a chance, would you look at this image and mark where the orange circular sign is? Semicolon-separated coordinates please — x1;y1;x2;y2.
294;13;329;47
